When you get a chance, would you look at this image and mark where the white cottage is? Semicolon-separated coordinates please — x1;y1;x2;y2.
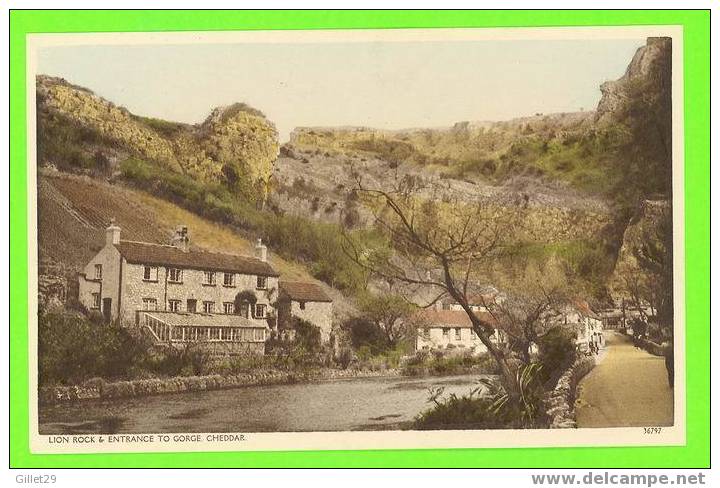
414;309;506;355
78;222;279;355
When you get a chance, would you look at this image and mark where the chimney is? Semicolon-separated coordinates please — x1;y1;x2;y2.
255;238;267;262
106;218;121;246
171;225;190;253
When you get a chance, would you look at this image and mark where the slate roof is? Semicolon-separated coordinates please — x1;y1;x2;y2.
279;281;332;303
144;310;266;329
115;240;279;276
416;310;497;329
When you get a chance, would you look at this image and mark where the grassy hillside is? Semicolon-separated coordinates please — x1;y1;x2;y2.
39;171;312;282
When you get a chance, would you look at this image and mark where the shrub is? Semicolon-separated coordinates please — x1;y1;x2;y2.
416;363;548;430
38;310;152;385
537;327;577;386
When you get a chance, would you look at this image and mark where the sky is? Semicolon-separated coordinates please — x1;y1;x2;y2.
37;39;645;141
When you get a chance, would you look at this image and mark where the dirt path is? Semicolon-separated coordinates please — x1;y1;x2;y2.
575;331;674;428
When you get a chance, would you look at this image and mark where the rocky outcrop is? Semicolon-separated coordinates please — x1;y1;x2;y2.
610;199;671;296
596;37;671;123
36;75;278;193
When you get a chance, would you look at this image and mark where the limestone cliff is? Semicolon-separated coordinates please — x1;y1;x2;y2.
36;75;279;195
595;37;672;123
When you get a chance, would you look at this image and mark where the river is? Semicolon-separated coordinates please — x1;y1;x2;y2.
39;373;487;434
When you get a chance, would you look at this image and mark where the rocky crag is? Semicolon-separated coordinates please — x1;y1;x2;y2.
36;75;279;196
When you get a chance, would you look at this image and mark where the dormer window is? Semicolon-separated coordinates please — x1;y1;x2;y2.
143;266;158;282
168;268;183;283
256;276;267;290
203;271;216;286
223;273;235;287
94;264;102;280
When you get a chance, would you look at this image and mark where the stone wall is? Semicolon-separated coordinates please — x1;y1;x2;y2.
544;357;596;428
38;368;402;406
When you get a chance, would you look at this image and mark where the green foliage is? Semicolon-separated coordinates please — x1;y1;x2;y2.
476;362;548;428
37;112;114;171
147;342;211;377
513;239;616;296
537;327;577;386
134;116;187;138
414;389;508;430
119;157;385;295
416;363;548;430
293;317;322;353
346;317;388;355
38;311;152;385
355;293;416;347
402;351;499;377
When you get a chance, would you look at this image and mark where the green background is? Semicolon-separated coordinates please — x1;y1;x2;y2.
9;10;710;468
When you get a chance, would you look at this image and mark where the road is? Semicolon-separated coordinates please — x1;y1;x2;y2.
575;331;674;428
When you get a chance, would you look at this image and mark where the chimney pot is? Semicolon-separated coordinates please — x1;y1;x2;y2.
171;225;190;253
255;238;268;262
106;219;121;246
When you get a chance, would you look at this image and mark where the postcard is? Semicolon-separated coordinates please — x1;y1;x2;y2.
27;25;685;454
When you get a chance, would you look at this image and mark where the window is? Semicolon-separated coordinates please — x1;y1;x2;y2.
168;268;183;283
203;271;216;285
223;302;234;314
299;301;306;310
203;301;215;314
168;299;181;312
143;266;158;281
455;328;462;340
223;273;235;287
239;303;250;319
254;328;265;341
422;328;430;340
254;304;266;318
91;293;101;309
94;264;102;280
256;276;267;290
143;298;158;310
209;328;220;341
187;299;197;313
442;328;449;338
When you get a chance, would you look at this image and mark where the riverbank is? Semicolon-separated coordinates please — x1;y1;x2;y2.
38;364;491;405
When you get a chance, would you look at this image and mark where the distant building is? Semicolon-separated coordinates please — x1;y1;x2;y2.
414;309;506;354
277;281;333;343
78;221;279;355
554;300;604;352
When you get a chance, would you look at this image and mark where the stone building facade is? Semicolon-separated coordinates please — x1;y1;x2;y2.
78;222;279;355
277;281;333;343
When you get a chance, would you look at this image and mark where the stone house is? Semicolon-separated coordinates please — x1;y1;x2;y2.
553;300;604;353
78;221;279;355
277;281;333;343
414;309;506;355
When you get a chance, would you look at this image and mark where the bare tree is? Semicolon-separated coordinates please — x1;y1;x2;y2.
481;260;570;364
343;174;528;401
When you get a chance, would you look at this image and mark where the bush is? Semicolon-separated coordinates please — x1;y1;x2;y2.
38;310;152;385
537;327;577;386
415;363;548;430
